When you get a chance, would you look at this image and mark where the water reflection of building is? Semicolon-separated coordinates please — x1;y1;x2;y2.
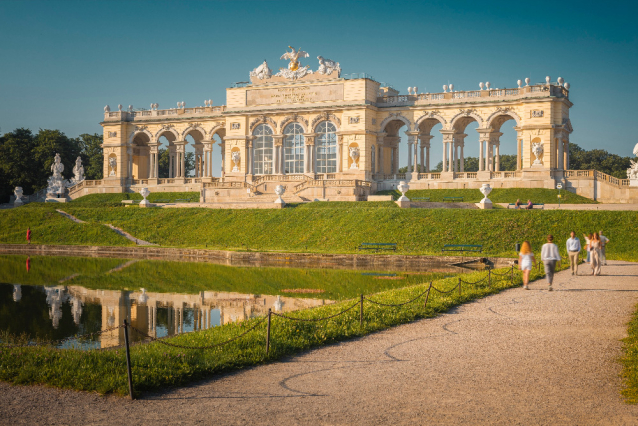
49;286;333;348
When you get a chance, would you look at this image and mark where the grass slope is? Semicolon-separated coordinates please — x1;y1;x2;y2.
0;265;553;396
621;305;638;403
2;204;637;260
377;188;597;204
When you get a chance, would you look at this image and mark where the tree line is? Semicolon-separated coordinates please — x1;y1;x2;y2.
0;128;195;203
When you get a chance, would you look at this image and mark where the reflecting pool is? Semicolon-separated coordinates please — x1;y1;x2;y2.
0;254;461;349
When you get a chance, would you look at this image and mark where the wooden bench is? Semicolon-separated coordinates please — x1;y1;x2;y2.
443;196;463;202
412;197;431;201
441;244;483;253
507;203;545;210
357;243;397;252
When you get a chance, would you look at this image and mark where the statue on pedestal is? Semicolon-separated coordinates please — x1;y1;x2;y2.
628;143;638;186
46;153;66;196
65;156;85;187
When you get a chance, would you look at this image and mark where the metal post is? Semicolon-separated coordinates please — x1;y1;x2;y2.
458;278;462;296
424;282;432;308
360;294;364;327
123;319;134;400
266;308;272;355
511;265;514;283
488;269;492;286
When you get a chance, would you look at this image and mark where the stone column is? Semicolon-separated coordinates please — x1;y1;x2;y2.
477;130;493;172
557;137;564;170
376;133;386;175
407;140;413;172
337;135;344;173
440;130;455;173
515;128;523;171
246;138;253;175
442;141;447;172
273;135;283;175
394;147;400;174
305;135;315;174
495;143;500;171
489;132;502;172
220;141;225;177
453;144;458;173
460;144;465;172
564;140;570;169
406;133;419;175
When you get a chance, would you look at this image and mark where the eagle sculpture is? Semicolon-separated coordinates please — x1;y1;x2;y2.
280;46;309;71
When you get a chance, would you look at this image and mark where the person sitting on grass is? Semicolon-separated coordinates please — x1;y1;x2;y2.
526;199;533;210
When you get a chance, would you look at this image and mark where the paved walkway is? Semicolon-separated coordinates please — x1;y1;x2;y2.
2;261;638;425
497;203;638;210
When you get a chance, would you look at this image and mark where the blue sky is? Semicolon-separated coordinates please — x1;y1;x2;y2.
1;0;636;173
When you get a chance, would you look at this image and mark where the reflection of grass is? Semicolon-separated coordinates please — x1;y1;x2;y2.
376;188;597;204
0;255;449;301
0;264;560;396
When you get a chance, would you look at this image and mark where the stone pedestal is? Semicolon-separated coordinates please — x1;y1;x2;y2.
396;200;411;208
631;179;638;187
476;200;492;209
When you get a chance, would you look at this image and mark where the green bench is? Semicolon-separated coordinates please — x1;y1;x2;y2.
357;242;397;252
152;199;170;203
442;244;483;253
507;203;545;210
443;196;463;202
175;198;197;203
412;197;431;201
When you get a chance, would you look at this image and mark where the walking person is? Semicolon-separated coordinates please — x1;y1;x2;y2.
599;230;610;266
541;235;561;291
590;232;602;276
26;227;31;245
583;233;592;264
566;231;581;275
519;241;536;290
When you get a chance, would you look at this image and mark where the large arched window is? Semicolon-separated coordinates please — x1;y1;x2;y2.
283;123;305;174
315;121;337;173
253;124;274;175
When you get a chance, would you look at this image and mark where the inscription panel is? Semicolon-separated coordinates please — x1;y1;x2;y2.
247;84;344;106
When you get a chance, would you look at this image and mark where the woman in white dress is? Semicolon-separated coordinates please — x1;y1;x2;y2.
519;241;536;290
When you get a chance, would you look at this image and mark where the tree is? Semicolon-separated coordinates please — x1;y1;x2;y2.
77;134;103;180
157;148;196;177
569;143;631;179
0;128;38;202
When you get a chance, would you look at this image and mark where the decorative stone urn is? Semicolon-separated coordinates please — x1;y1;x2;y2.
139;187;150;207
274;184;286;207
14;187;23;206
349;146;360;169
532;142;544;166
395;181;410;208
231;151;241;172
478;183;493;209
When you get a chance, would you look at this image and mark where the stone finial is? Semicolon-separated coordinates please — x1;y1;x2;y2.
128;105;133;112
118;104;123;111
525;77;530;86
443;85;448;92
449;84;454;91
564;82;570;90
407;87;412;95
104;105;110;112
486;82;491;89
517;79;522;88
414;86;418;94
545;76;551;84
479;82;484;90
557;77;564;85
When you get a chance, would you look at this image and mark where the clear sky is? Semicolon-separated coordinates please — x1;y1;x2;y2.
1;0;636;174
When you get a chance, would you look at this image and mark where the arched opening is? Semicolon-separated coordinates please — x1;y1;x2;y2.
380;118;409;175
252;124;274;175
156;130;178;178
210;129;225;178
132;132;151;179
416;117;445;173
283;123;305;174
183;128;206;177
315;121;337;174
488;113;521;171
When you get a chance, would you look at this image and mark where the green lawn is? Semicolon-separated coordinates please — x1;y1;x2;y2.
2;203;637;261
376;188;597;204
621;305;638;403
0;264;551;396
69;192;200;207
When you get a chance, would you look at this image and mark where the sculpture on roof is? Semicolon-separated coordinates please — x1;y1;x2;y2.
249;60;272;80
275;46;313;80
317;56;341;77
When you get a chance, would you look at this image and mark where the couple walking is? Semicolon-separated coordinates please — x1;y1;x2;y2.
519;236;561;291
582;231;609;276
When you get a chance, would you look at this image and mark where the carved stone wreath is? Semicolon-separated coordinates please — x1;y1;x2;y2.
310;112;341;130
249;115;277;132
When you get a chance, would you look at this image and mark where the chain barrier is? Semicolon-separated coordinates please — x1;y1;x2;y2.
363;287;431;307
0;325;125;349
431;282;462;294
459;275;490;285
129;315;267;350
271;301;360;322
490;266;514;277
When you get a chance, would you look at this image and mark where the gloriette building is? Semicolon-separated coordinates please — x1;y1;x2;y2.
79;47;634;203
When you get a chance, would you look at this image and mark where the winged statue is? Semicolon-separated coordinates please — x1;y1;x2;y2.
280;46;309;71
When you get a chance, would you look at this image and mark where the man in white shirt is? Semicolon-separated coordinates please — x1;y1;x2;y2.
566;231;581;275
599;230;610;266
541;235;561;291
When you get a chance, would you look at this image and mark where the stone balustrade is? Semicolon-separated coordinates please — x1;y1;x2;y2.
104;105;227;122
376;84;567;107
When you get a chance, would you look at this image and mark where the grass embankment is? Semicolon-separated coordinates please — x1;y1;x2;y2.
70;192;200;207
2;203;637;260
377;188;597;204
0;264;556;395
621;306;638;403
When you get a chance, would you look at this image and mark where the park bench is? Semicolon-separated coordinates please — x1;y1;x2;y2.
443;196;463;202
357;242;397;252
441;244;483;253
507;203;545;210
153;199;170;203
412;197;431;201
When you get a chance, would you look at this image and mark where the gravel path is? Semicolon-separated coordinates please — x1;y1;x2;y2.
2;261;638;425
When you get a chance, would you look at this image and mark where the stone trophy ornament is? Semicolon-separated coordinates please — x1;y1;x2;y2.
349;146;360;169
65;156;85;187
397;181;410;202
139;187;150;207
276;46;313;80
104;105;110;112
231;151;241;172
14;187;23;206
316;56;341;76
274;184;286;206
532;142;544;166
478;183;493;209
109;156;117;176
46;153;66;196
250;60;272;80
